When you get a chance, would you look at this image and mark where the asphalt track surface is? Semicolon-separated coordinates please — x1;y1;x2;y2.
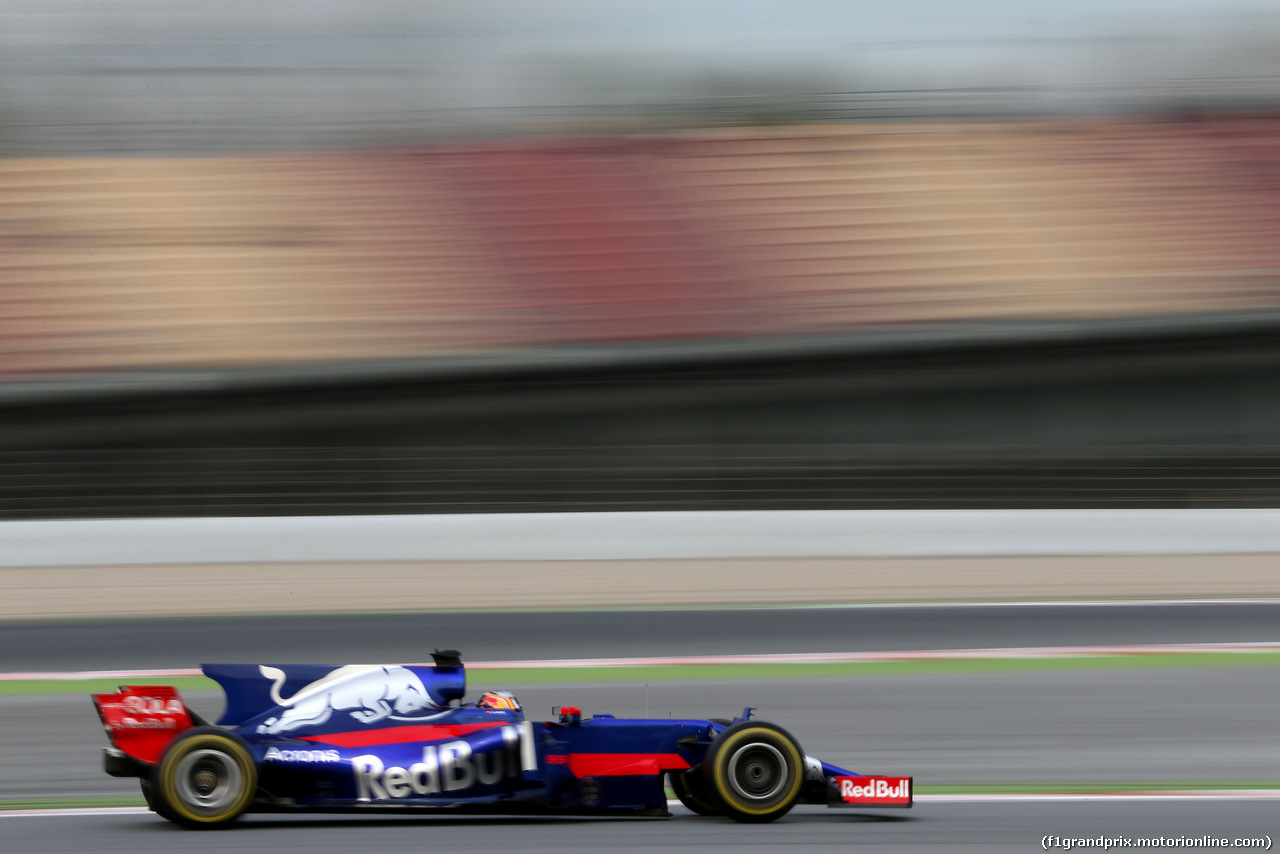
6;603;1280;851
12;670;1280;799
6;602;1280;672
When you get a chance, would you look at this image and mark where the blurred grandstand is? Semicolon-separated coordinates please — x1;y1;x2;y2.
6;117;1280;377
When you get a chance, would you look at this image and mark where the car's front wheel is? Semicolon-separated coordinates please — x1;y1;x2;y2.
703;721;804;823
152;728;257;828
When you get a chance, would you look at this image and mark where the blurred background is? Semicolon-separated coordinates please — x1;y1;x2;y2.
4;0;1280;517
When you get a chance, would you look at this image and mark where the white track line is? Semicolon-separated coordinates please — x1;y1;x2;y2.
8;792;1280;818
464;642;1280;669
1;668;202;681
5;641;1280;682
800;598;1280;608
1;807;151;817
917;792;1280;802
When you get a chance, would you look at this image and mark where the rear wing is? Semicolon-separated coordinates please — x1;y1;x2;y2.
91;685;198;765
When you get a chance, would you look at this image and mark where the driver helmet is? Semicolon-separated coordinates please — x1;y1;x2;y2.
477;690;521;711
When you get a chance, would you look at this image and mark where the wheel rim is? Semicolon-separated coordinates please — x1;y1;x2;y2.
726;742;788;802
173;749;242;815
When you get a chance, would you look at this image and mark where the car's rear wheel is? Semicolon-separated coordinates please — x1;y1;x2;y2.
153;728;257;828
669;769;722;816
704;721;804;823
140;778;180;822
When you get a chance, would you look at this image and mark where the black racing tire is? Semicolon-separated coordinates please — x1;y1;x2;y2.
703;721;804;823
140;779;179;822
153;728;257;828
669;770;722;816
139;779;157;810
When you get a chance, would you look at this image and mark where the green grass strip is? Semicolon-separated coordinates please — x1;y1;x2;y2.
5;651;1280;696
0;796;145;810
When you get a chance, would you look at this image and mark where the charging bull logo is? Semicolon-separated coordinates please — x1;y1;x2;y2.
255;665;440;734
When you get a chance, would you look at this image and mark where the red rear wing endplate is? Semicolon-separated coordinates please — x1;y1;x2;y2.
92;685;194;765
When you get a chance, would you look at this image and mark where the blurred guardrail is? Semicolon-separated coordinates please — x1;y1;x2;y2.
1;314;1279;517
5;510;1280;566
4;446;1279;518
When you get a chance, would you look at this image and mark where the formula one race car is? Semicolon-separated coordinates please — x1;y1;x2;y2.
92;651;912;828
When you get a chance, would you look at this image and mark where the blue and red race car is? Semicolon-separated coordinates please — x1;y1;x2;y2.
92;650;912;828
